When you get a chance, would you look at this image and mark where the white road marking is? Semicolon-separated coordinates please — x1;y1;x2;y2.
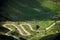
20;24;31;36
2;24;31;36
46;21;60;30
46;23;56;30
2;21;60;36
20;23;36;31
2;24;13;31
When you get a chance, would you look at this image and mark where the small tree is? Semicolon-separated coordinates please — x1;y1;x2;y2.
36;25;40;30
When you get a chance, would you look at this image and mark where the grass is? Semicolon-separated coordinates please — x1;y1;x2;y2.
41;0;57;11
28;22;60;40
29;20;54;29
22;25;36;35
1;0;59;40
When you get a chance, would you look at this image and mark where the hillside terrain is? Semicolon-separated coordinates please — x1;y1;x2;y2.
0;0;60;40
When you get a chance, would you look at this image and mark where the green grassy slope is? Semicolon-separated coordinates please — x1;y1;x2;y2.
0;0;60;40
3;0;56;29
